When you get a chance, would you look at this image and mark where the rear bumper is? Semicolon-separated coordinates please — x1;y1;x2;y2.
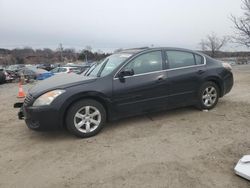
15;103;61;131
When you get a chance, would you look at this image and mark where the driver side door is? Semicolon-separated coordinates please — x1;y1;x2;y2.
112;50;168;115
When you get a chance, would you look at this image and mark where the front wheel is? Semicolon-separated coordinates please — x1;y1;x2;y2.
66;99;106;138
197;82;219;110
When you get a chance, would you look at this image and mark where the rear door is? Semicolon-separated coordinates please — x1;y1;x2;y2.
165;50;205;106
112;50;168;114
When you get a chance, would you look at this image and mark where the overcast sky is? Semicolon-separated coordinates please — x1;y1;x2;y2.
0;0;245;52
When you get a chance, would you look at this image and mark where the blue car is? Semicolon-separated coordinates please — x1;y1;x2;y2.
36;70;54;80
19;66;54;81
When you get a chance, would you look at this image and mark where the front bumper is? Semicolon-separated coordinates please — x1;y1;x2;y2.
15;103;61;131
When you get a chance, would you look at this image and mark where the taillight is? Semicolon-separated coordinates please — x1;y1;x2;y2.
222;62;232;71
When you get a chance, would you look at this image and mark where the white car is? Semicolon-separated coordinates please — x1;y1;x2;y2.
50;67;79;74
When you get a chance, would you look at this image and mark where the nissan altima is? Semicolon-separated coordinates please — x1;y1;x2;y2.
15;47;233;138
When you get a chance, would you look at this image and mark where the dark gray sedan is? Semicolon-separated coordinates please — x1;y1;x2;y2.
16;47;233;138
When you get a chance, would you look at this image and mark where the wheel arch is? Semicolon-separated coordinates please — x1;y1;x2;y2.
60;92;111;128
204;76;223;97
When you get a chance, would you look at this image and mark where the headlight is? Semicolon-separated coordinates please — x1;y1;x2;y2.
222;62;232;71
33;90;65;106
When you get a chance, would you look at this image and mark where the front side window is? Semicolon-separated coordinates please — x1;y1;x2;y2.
100;54;131;76
123;51;162;75
166;51;195;69
87;53;132;77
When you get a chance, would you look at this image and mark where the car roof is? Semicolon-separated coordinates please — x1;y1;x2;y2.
118;47;201;55
118;47;150;54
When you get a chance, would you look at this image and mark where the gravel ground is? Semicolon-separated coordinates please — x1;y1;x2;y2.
0;65;250;188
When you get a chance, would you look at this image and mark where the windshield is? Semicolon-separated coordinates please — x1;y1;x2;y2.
86;53;132;77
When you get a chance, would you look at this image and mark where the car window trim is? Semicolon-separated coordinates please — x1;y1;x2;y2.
113;50;206;80
113;61;207;80
114;50;164;79
114;69;166;80
166;62;206;71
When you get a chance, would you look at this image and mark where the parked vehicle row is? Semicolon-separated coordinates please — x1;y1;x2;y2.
0;63;93;84
50;64;91;75
6;64;25;73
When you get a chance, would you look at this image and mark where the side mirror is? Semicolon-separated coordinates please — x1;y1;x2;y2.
118;69;134;78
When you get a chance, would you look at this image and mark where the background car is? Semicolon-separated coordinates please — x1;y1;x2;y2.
5;69;19;82
69;65;91;74
18;66;53;81
7;64;25;71
37;64;54;71
4;70;15;82
50;66;83;74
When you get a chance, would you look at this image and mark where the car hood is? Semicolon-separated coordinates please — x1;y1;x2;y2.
29;74;96;97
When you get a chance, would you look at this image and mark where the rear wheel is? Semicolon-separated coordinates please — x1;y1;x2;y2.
66;99;106;138
197;82;219;110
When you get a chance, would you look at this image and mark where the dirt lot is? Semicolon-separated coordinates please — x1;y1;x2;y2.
0;65;250;188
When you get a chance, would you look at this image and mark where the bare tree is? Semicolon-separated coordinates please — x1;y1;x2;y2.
200;33;229;57
85;45;92;52
97;49;103;54
57;43;63;62
231;0;250;47
114;48;123;53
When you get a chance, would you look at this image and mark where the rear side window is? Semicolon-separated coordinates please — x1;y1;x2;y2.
195;54;204;65
166;51;195;69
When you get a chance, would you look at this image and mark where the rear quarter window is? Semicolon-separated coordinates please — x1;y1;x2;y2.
195;54;204;65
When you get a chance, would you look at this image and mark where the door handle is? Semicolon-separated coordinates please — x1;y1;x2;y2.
197;70;205;74
155;75;165;83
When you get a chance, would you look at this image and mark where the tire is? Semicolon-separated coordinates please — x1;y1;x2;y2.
66;99;106;138
197;81;219;110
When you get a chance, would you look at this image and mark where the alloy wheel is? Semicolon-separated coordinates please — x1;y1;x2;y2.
74;106;101;133
202;86;217;107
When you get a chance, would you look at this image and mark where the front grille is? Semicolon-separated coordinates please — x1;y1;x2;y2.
24;93;34;106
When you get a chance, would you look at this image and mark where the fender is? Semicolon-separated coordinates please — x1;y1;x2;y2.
58;91;112;127
203;75;224;97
